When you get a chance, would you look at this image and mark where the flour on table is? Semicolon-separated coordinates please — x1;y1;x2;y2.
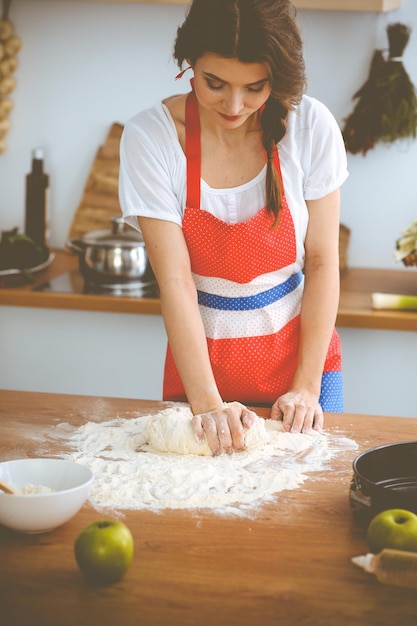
64;404;358;516
146;406;269;456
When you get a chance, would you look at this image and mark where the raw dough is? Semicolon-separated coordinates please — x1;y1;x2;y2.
145;406;270;456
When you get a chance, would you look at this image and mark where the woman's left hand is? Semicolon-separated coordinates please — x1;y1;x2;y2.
271;391;323;434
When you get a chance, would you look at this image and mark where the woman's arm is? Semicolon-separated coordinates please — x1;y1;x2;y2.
271;188;341;433
139;216;221;413
139;216;257;453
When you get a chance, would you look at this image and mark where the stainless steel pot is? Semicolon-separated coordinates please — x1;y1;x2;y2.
67;217;155;288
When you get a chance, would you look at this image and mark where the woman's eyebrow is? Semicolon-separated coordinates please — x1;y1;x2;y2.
246;78;270;87
203;72;226;83
203;72;269;87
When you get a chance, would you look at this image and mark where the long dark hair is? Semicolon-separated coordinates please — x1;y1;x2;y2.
174;0;306;226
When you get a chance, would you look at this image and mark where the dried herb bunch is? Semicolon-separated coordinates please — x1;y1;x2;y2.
342;23;417;155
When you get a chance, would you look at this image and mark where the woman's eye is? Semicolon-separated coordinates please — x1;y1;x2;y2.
206;80;224;91
204;79;267;93
247;85;266;94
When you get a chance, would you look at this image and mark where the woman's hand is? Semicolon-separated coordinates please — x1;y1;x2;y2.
271;391;323;434
191;401;258;456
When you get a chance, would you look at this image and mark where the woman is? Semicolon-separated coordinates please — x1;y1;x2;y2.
119;0;348;454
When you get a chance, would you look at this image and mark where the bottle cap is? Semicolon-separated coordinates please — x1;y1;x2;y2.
32;147;44;160
352;554;373;572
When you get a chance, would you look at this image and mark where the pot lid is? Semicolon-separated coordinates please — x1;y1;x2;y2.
77;217;145;248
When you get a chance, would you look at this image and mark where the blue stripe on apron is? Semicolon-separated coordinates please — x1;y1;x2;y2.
197;271;303;311
319;371;344;412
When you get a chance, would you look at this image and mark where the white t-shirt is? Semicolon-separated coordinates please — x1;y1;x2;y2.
119;94;348;255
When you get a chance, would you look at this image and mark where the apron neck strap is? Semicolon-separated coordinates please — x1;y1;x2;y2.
185;87;201;210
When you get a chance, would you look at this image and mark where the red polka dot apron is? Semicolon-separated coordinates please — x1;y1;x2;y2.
163;89;343;411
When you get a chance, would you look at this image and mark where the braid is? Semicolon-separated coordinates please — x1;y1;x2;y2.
261;97;288;228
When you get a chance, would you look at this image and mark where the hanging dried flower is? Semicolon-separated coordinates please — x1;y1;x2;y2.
342;23;417;155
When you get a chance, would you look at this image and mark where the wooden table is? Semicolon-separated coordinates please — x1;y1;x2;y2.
1;390;417;626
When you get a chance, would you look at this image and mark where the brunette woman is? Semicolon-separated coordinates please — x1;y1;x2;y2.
119;0;348;454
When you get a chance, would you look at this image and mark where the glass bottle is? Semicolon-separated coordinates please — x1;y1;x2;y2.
25;148;49;247
352;549;417;589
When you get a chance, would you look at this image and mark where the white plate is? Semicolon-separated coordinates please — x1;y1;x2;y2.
0;252;55;277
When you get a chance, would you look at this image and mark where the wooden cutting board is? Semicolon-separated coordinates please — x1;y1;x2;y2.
67;122;124;241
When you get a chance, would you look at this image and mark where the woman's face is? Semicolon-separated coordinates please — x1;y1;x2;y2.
192;53;271;129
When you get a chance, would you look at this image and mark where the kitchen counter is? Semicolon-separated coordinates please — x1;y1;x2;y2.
0;249;162;316
338;266;417;331
1;389;417;626
1;249;417;330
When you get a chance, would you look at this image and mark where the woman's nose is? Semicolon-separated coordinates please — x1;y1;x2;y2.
224;90;244;114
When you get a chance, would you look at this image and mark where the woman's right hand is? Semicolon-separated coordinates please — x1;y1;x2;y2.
191;401;258;456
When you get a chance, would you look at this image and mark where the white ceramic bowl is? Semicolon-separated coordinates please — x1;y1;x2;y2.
0;458;93;533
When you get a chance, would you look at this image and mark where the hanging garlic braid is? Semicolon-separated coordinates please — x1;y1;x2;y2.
174;0;306;227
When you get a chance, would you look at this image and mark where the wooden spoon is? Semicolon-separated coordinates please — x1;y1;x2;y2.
0;478;17;494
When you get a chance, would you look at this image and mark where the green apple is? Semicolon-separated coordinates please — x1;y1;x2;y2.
367;508;417;554
74;519;134;584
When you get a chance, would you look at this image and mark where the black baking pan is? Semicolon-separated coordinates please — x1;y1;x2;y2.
349;441;417;524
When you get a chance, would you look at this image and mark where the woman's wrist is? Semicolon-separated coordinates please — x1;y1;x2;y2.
189;392;225;416
289;371;322;399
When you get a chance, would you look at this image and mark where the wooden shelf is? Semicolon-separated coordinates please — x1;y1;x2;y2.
294;0;401;10
66;0;402;11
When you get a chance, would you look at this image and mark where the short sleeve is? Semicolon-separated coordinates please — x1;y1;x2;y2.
301;98;348;200
118;105;186;231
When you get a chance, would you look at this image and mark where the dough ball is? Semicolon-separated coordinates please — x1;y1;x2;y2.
145;406;270;456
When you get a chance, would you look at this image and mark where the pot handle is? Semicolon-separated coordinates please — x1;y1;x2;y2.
111;216;126;235
66;239;86;254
